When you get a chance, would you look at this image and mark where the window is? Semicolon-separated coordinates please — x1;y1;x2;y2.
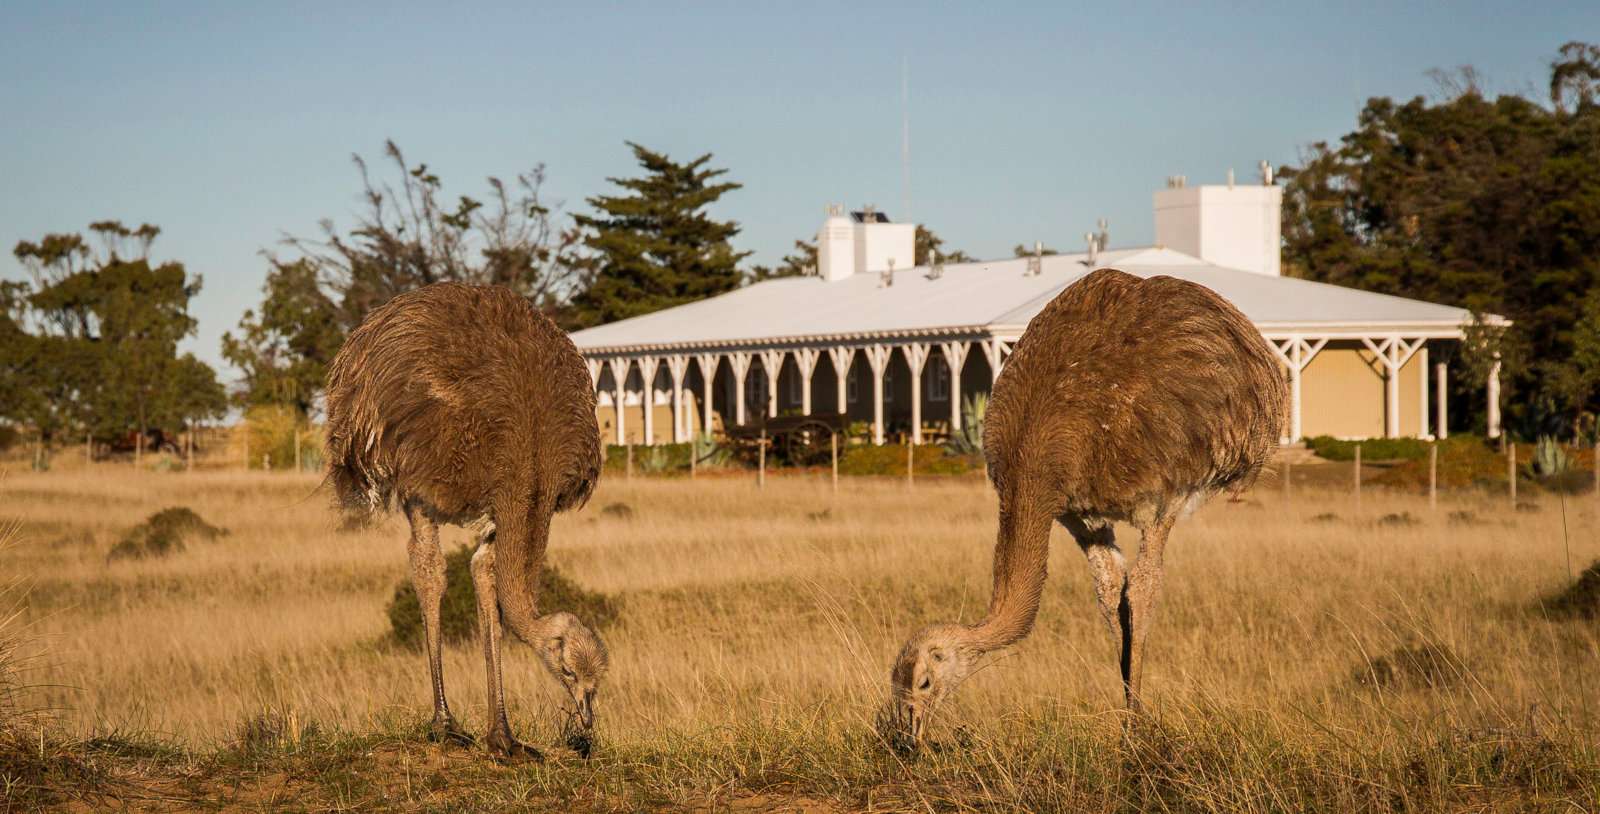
883;365;895;404
744;372;766;414
786;365;803;404
929;361;950;402
846;367;859;404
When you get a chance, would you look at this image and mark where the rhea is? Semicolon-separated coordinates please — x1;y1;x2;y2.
324;283;607;760
890;268;1287;744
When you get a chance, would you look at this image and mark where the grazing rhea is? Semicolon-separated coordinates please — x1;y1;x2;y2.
324;283;606;760
889;268;1286;744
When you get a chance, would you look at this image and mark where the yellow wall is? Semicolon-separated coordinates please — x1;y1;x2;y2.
1300;344;1428;439
596;393;711;445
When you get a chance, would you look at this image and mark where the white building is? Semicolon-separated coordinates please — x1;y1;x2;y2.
569;173;1505;447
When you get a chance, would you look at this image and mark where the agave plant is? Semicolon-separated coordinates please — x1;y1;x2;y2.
945;392;988;456
1533;434;1571;478
690;433;730;469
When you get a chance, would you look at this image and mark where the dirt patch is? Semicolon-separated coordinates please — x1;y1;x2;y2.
107;507;226;561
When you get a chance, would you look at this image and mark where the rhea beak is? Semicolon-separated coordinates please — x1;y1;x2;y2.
884;700;923;753
577;689;595;730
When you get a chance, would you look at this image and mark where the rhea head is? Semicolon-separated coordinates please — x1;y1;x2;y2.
886;623;980;749
535;612;609;738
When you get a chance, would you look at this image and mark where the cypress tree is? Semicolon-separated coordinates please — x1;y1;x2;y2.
568;143;750;327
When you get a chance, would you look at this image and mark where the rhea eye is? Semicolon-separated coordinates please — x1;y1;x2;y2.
562;668;576;680
931;650;946;663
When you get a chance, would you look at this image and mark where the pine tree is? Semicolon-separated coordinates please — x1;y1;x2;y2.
567;143;750;327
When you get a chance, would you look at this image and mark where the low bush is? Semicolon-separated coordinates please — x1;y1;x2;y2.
237;405;322;472
603;441;720;474
1306;435;1437;461
1539;560;1600;620
1354;642;1467;689
107;507;225;561
836;444;982;476
386;546;621;649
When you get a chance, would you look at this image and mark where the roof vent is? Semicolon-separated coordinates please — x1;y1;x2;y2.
926;249;944;280
880;257;895;288
1096;217;1109;252
1085;232;1099;267
1166;175;1187;188
1259;159;1274;185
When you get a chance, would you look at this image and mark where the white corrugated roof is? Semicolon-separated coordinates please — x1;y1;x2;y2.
568;247;1476;353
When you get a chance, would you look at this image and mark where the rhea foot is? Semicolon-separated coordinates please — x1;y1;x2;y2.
427;713;474;748
486;724;544;763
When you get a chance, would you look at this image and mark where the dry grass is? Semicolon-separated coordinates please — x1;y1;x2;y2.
2;465;1599;810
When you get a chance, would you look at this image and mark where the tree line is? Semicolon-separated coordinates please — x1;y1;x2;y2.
5;40;1599;455
1281;41;1600;439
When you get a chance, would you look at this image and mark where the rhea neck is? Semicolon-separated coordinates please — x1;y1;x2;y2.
966;483;1056;654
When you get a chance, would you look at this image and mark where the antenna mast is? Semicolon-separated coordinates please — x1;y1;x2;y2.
901;53;910;226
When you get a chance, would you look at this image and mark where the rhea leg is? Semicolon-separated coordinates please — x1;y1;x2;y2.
1122;517;1176;711
470;537;541;761
403;502;470;745
1061;515;1135;704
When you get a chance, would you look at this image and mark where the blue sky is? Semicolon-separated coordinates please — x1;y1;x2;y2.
2;2;1593;375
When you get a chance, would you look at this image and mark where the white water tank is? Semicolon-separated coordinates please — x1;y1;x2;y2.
1153;182;1282;276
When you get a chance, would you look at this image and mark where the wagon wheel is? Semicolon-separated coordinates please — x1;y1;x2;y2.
785;420;834;466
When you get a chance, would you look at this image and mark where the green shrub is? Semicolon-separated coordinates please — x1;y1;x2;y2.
1304;435;1436;461
385;546;621;649
837;444;982;476
604;442;704;474
238;405;322;471
107;507;226;561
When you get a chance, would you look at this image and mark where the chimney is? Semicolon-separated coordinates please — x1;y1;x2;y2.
1085;232;1099;267
817;204;855;281
816;202;916;282
1152;171;1283;275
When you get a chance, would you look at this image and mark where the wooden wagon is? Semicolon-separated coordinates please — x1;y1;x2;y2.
722;413;849;465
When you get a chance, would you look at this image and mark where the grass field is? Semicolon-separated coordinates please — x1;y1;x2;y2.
3;464;1599;811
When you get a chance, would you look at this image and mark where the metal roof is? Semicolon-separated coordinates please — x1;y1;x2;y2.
568;247;1479;354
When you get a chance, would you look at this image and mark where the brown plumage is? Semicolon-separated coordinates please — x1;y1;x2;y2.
324;282;605;760
888;268;1287;745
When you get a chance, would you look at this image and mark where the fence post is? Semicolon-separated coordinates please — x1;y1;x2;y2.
263;454;270;471
243;427;250;471
690;438;697;480
1354;443;1362;513
1282;458;1291;503
758;430;766;489
907;440;914;487
134;431;142;468
86;431;92;467
831;433;838;492
1508;442;1517;508
294;431;302;473
1428;443;1437;511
